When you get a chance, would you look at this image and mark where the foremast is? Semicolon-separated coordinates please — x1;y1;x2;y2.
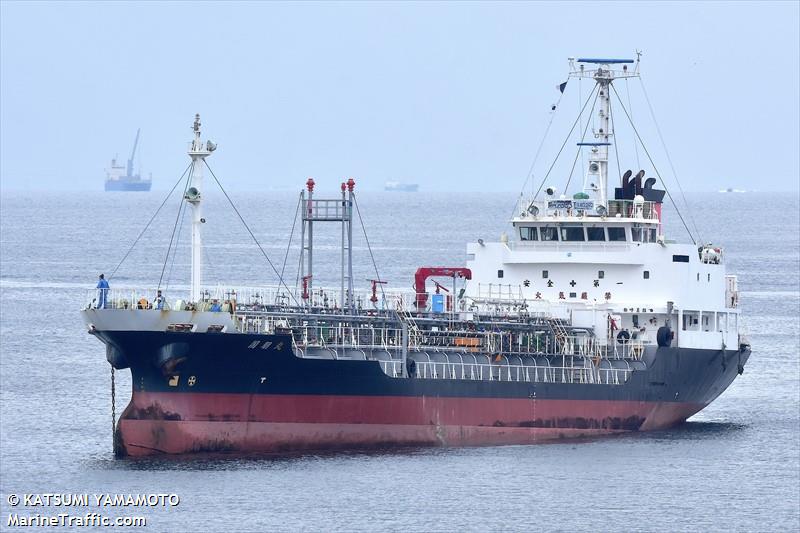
186;114;214;302
569;57;639;207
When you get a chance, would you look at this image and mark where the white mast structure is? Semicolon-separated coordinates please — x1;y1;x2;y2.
185;114;215;302
569;57;639;206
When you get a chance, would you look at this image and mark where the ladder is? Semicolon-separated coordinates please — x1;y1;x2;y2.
547;318;571;354
395;299;422;347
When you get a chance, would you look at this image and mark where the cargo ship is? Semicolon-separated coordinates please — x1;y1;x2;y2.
82;61;750;457
385;181;419;192
105;129;152;191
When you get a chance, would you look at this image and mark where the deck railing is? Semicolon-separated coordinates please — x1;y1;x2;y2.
378;360;632;385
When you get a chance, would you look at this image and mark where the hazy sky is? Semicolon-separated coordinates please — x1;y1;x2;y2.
1;1;798;193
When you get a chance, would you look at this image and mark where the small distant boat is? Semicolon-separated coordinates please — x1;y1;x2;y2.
385;181;418;192
719;188;746;193
105;129;152;192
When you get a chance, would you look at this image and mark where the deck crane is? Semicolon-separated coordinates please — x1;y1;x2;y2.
126;129;141;178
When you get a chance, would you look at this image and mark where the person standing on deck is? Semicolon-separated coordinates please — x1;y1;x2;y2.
155;290;165;310
96;274;109;309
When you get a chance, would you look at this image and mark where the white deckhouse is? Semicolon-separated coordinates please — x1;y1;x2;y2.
463;57;743;353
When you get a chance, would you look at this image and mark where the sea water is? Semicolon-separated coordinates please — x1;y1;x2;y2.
1;190;798;532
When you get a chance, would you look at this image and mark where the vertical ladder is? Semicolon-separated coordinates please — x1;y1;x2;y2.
396;301;422;347
547;318;570;354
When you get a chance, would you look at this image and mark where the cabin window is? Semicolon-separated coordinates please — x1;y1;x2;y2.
631;227;643;242
673;254;690;263
697;273;700;281
607;227;626;241
598;270;605;279
560;227;585;241
519;227;538;241
540;227;558;241
649;229;657;242
569;292;577;298
643;271;650;279
542;270;549;279
587;227;606;241
708;273;711;282
498;270;504;279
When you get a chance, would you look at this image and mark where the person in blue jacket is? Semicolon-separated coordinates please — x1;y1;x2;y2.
154;290;165;310
96;274;110;309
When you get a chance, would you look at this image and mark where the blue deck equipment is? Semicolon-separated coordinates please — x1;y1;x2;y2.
431;293;445;313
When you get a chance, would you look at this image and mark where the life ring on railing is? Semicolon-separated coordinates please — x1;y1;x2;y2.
406;359;417;377
616;330;630;344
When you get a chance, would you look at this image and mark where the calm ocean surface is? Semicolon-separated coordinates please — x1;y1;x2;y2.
0;189;798;532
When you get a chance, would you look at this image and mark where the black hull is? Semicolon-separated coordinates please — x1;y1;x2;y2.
92;329;751;456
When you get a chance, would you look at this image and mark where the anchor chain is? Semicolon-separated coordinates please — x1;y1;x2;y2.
111;365;116;451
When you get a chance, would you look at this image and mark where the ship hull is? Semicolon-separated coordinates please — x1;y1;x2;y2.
117;393;705;456
97;331;750;457
105;180;151;191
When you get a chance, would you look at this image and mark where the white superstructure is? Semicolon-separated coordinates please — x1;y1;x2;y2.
463;58;743;352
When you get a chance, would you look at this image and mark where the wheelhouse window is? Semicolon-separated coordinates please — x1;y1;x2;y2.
540;227;558;241
542;270;549;279
643;270;650;279
587;227;606;241
631;227;643;242
519;227;538;241
648;229;657;242
560;226;585;242
607;227;626;242
498;270;504;279
598;270;605;279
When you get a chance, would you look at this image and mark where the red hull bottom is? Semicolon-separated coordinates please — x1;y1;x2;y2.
116;393;704;457
120;420;633;456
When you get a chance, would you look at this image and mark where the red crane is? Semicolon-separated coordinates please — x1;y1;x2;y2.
367;279;388;304
414;267;472;310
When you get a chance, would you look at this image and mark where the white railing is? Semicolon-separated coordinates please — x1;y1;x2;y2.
513;197;660;221
83;285;419;313
408;361;631;385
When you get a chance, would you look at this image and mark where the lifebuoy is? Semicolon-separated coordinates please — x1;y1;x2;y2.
617;330;630;344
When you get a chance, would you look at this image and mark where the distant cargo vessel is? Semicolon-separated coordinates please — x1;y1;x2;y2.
385;181;418;192
105;129;152;191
